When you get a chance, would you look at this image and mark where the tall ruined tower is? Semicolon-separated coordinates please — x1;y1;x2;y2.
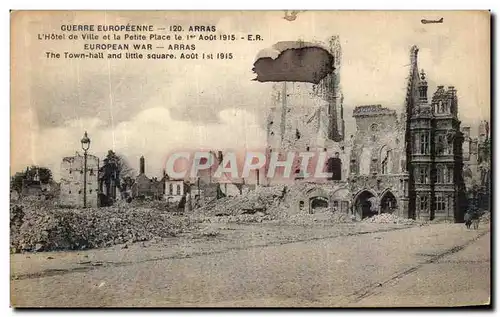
405;46;466;222
314;35;345;142
266;36;345;152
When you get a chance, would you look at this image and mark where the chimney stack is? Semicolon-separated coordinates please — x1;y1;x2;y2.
140;156;145;174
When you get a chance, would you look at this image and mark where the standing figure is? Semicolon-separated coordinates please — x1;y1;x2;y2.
464;211;472;229
472;211;481;230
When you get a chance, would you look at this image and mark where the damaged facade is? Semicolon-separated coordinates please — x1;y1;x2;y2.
348;104;407;220
265;41;468;222
266;36;345;156
132;156;164;200
59;152;100;207
462;120;491;211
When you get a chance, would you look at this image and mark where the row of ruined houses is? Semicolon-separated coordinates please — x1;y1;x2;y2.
57;153;250;208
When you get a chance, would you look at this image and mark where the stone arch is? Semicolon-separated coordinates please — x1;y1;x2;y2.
331;187;351;214
332;187;351;199
305;187;329;198
305;187;330;214
309;196;329;213
379;189;398;214
353;189;378;219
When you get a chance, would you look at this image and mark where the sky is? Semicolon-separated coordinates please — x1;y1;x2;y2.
11;11;490;180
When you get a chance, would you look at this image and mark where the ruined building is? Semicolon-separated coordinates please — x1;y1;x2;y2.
349;46;467;222
132;156;164;200
266;37;345;151
59;152;100;207
263;36;351;213
265;43;468;222
462;120;491;210
348;105;407;219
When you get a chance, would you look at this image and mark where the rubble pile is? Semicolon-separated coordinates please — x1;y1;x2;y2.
195;185;286;218
10;204;194;253
193;212;274;224
480;211;490;223
284;211;353;224
362;213;416;225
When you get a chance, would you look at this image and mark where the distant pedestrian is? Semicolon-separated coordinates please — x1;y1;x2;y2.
464;211;472;229
471;211;480;230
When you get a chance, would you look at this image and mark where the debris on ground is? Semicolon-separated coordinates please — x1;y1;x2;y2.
480;211;490;223
10;203;195;253
362;213;416;225
283;210;354;224
195;185;286;218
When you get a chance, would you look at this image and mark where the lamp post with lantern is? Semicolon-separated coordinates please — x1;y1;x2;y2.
80;131;91;208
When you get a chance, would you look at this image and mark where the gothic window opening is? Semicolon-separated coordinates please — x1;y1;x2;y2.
296;129;301;140
169;183;173;195
419;195;428;211
416;166;429;184
419;88;426;99
380;147;392;175
350;159;358;175
413;134;420;154
436;135;445;155
381;159;387;174
176;184;181;195
447;166;454;183
436;166;445;183
327;154;342;180
419;133;429;154
435;194;446;212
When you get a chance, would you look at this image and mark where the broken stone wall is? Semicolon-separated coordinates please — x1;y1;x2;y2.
59;154;99;207
350;105;405;176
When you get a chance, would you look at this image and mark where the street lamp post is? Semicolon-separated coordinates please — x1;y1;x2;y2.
81;131;91;208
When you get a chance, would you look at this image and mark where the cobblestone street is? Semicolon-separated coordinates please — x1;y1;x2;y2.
11;222;490;307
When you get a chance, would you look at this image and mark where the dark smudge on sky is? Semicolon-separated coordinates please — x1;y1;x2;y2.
252;45;335;84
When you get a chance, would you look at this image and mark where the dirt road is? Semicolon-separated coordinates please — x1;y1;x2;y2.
11;222;490;307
